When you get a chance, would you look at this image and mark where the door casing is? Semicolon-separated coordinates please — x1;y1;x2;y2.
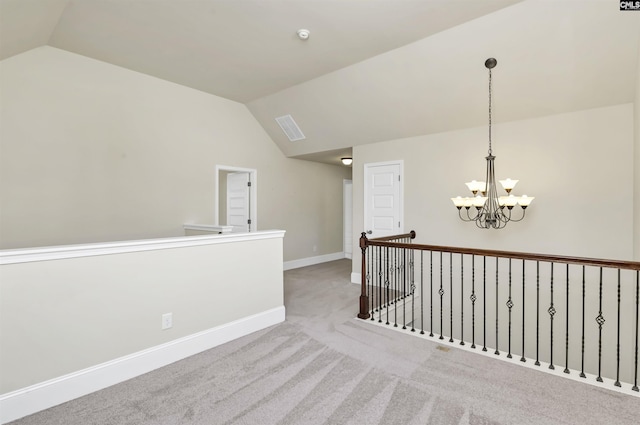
215;165;257;232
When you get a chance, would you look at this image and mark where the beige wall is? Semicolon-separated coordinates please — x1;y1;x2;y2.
353;103;635;275
0;47;350;261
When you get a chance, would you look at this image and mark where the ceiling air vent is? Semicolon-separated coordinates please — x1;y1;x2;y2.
275;114;305;141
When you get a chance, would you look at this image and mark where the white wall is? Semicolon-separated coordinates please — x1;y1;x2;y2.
0;47;350;261
353;103;635;275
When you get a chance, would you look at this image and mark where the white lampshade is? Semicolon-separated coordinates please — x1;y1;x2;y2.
451;196;465;207
499;178;518;192
465;180;486;193
341;157;353;166
503;194;518;207
463;197;474;208
472;195;487;208
518;195;535;207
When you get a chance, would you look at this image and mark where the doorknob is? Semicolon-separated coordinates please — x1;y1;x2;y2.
366;230;373;234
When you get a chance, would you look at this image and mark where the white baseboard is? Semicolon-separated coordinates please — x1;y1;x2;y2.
283;252;345;271
0;306;285;424
351;272;361;284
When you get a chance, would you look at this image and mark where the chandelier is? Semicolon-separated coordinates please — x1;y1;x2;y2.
451;58;533;229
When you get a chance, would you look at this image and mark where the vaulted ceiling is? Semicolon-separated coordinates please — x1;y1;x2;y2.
1;0;639;165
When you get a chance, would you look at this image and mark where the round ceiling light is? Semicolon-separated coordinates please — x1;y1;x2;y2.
296;29;310;40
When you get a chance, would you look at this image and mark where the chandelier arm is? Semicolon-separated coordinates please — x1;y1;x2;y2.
458;209;472;222
465;207;479;221
509;208;527;223
499;207;511;223
456;208;478;222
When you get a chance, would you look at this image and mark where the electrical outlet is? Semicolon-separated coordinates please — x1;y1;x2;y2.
161;313;173;330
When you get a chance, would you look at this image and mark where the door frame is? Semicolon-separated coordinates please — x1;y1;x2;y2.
363;160;404;237
215;165;257;231
343;179;353;259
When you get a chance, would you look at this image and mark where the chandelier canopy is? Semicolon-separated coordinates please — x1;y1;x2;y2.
451;58;533;229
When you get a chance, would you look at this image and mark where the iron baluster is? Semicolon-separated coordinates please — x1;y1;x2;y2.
439;251;444;340
460;253;465;346
564;264;570;374
404;248;408;328
521;259;526;362
580;266;586;378
471;255;477;349
634;270;639;392
385;246;390;326
495;257;500;355
535;261;540;366
378;246;383;323
372;248;377;319
483;256;487;352
393;246;398;327
410;248;416;332
615;269;621;387
368;248;374;320
398;248;407;329
549;262;555;370
450;252;454;343
430;251;434;337
420;251;425;335
596;267;604;382
507;258;513;358
398;247;403;326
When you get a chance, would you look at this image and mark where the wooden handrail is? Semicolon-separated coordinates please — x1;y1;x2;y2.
362;232;640;271
370;230;416;242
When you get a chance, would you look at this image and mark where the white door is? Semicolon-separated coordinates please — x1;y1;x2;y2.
344;180;353;259
364;162;402;238
227;172;250;232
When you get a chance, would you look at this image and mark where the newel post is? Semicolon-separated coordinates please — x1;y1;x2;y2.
357;232;370;319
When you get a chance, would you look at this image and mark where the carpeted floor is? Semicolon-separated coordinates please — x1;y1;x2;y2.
9;260;640;424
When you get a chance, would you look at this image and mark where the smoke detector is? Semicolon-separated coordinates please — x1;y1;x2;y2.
296;29;310;40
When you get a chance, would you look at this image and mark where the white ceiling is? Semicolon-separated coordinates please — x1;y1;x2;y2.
0;0;522;102
1;0;639;165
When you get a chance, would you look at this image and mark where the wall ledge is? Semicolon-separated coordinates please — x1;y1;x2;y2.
183;223;233;233
0;230;285;265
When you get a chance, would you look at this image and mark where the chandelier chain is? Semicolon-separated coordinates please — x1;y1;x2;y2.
488;68;492;155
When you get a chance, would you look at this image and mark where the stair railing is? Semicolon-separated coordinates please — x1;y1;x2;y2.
358;230;640;392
